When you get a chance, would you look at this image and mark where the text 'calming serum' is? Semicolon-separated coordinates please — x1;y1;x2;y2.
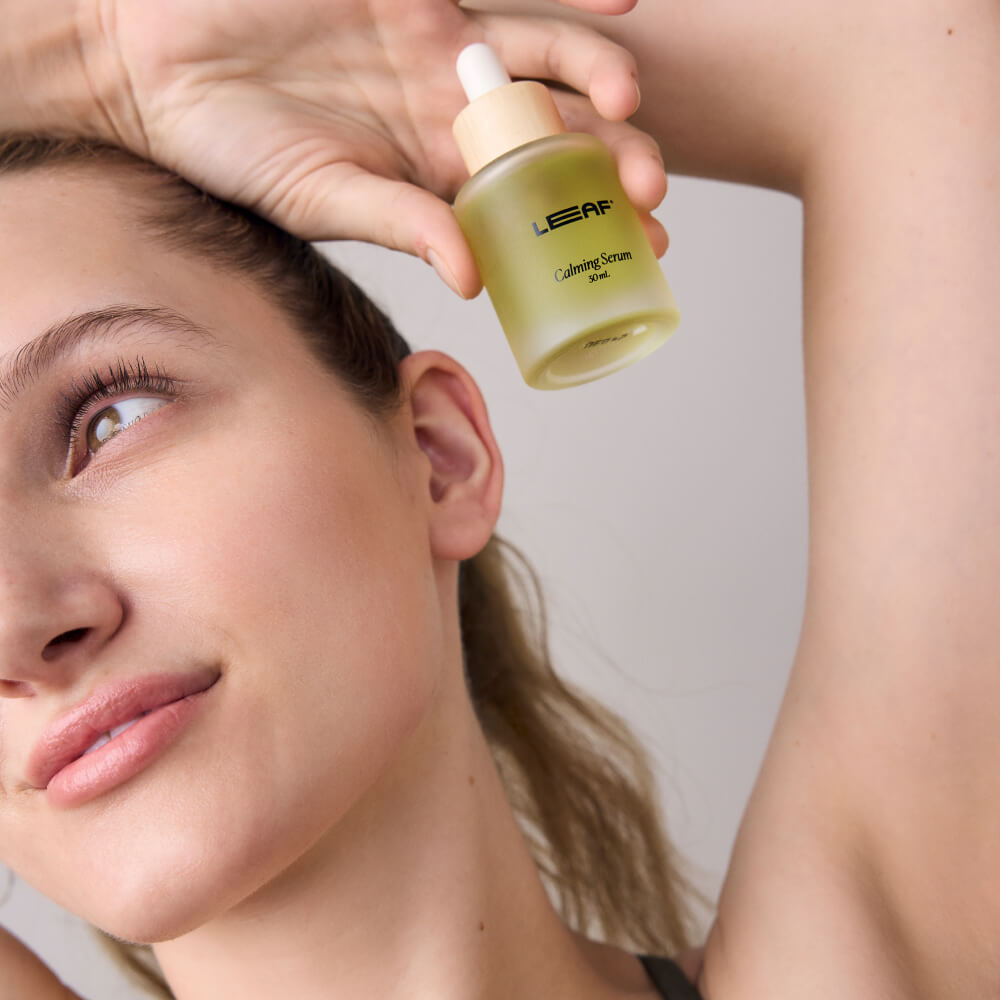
452;43;680;390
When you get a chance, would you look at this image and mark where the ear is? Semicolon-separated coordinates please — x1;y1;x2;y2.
397;351;504;562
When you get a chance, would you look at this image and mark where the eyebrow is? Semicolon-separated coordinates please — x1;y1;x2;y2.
0;305;223;413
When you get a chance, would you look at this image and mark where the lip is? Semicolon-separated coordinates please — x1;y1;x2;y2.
27;667;220;804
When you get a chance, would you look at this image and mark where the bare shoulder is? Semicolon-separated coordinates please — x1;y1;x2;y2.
0;925;83;1000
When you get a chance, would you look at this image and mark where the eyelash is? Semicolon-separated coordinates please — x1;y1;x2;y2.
57;355;179;463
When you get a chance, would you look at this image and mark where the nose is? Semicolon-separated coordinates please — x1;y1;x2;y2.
0;550;125;698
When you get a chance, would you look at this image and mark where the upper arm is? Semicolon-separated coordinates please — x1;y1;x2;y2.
708;12;1000;998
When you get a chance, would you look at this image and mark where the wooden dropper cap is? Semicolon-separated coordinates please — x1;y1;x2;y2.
452;43;567;177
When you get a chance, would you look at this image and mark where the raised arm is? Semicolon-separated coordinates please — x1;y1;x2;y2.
571;2;1000;997
0;0;667;298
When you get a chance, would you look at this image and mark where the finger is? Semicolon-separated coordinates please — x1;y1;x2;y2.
639;210;669;257
474;13;639;121
550;90;668;211
272;164;483;298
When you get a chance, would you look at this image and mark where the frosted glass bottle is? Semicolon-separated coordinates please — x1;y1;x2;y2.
451;45;680;390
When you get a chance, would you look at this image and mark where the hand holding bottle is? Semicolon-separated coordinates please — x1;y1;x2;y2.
2;0;666;298
451;43;680;389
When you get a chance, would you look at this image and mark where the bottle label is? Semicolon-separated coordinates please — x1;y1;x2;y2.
553;249;634;284
531;198;613;236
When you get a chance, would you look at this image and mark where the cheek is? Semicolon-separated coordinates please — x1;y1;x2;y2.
22;420;446;939
150;419;439;729
168;420;440;693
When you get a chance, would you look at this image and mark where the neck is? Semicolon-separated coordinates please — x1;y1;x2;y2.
153;669;655;1000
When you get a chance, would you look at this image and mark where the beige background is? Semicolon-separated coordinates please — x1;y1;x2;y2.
0;174;807;997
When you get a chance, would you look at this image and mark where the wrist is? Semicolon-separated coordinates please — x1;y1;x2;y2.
0;0;139;146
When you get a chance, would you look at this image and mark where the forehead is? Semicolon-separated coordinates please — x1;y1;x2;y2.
0;167;290;370
0;167;181;342
0;164;150;273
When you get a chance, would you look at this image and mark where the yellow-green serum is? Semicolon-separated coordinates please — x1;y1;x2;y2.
452;44;680;390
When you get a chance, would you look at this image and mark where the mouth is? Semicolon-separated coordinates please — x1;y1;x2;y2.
78;709;155;757
47;686;217;809
27;667;221;799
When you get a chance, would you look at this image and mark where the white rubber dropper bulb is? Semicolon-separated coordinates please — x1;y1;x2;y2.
456;43;512;102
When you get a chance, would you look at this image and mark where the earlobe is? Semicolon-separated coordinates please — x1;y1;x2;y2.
400;352;504;561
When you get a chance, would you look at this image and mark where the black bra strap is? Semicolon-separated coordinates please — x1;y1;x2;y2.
637;953;705;1000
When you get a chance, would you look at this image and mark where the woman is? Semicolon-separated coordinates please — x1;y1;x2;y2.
0;133;707;999
3;0;1000;998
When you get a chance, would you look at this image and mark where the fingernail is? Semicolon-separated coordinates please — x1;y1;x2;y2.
632;76;641;109
427;248;464;298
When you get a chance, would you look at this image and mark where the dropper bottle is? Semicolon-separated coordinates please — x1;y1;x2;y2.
452;43;680;390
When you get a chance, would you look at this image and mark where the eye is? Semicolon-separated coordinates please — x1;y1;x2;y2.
86;397;171;454
57;357;181;474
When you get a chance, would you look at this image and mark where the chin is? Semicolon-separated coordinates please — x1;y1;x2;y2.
92;899;211;946
81;798;341;944
90;872;263;945
34;812;227;943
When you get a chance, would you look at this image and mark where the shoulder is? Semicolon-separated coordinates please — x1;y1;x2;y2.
0;926;83;1000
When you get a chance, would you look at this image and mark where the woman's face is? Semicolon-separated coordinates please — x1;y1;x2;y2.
0;166;447;940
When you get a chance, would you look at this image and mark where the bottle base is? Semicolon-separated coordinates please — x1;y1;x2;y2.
524;309;679;390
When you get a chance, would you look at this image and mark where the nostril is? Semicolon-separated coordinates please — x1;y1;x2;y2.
42;627;91;658
51;627;90;645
